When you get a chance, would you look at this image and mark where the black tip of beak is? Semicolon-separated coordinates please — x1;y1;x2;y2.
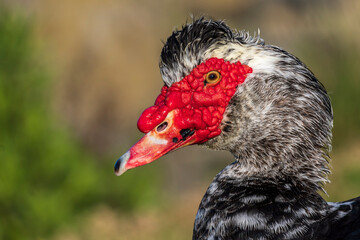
114;158;121;172
114;151;130;176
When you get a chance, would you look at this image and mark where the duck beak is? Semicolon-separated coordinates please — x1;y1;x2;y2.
114;110;196;176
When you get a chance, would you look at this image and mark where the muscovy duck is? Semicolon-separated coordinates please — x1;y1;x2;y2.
114;18;360;239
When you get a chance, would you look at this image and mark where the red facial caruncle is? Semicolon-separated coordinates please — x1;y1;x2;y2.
114;57;252;176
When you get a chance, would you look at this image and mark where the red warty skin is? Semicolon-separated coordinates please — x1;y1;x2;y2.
115;57;252;175
137;57;252;143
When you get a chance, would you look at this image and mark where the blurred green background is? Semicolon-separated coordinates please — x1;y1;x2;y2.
0;0;359;239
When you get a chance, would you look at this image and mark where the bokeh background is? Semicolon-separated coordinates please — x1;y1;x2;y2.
0;0;359;239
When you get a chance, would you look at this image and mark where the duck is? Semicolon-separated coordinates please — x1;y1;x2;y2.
114;18;360;240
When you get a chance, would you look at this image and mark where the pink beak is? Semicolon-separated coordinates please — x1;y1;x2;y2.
114;110;196;176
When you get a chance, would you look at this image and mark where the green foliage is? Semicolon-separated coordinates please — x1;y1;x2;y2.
0;6;160;239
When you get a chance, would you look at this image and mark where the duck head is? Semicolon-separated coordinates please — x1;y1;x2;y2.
114;18;333;191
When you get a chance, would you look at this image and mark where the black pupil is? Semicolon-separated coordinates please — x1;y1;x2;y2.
209;73;217;80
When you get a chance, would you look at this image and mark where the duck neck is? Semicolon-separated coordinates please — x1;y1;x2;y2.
232;153;329;194
204;46;333;193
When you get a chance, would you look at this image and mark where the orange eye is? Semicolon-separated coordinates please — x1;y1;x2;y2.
205;71;221;85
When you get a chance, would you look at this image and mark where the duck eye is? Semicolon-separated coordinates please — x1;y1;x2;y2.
205;71;221;84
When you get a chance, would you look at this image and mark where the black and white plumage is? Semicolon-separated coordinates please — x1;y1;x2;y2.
116;18;360;239
193;164;360;239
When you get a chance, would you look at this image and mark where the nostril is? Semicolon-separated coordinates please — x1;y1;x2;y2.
156;122;168;132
